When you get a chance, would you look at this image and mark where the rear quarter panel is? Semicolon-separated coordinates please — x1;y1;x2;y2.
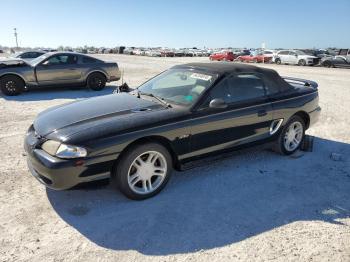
84;62;120;82
270;90;319;128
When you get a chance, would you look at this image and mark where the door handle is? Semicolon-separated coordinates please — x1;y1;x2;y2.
68;68;76;70
257;110;267;117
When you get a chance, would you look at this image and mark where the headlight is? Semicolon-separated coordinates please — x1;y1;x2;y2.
41;140;60;155
41;140;87;159
56;144;87;159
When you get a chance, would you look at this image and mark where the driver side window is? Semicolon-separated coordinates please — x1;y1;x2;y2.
200;74;266;108
43;55;77;66
199;78;230;109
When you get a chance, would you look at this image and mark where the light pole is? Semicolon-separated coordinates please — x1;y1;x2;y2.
14;28;18;49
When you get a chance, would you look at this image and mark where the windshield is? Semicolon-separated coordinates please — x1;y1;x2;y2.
295;50;306;55
29;54;50;66
138;69;217;106
11;52;22;58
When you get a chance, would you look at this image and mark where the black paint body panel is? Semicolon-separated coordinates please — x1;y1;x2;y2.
24;63;321;189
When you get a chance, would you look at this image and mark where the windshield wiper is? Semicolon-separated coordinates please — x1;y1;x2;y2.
139;92;172;108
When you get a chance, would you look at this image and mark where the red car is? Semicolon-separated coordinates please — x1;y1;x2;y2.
237;55;272;63
160;50;175;57
209;51;235;61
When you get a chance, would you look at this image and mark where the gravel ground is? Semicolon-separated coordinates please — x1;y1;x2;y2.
0;54;350;262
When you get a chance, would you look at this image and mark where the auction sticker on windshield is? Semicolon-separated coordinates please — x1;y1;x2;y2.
190;73;212;81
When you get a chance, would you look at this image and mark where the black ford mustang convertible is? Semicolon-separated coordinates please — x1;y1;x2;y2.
24;63;321;200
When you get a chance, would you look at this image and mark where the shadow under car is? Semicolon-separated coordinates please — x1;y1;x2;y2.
46;136;350;255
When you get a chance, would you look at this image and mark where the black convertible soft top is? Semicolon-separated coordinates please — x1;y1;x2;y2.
173;62;293;92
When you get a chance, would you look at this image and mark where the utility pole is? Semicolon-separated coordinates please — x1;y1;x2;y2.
14;28;18;49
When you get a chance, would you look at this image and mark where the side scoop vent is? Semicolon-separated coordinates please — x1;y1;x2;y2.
270;119;284;135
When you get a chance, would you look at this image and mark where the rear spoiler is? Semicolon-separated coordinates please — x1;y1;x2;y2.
282;76;318;89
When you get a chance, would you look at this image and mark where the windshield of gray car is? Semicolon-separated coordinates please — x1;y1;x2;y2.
29;54;50;66
137;69;217;106
295;50;307;55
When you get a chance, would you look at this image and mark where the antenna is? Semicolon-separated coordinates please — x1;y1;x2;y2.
14;28;18;49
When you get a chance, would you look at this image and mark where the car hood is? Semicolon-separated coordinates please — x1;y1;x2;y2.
34;93;166;139
0;57;28;66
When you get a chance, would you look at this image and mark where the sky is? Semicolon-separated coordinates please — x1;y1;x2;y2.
0;0;349;49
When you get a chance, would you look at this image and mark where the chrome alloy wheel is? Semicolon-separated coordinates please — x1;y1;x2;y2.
127;151;167;194
284;121;303;151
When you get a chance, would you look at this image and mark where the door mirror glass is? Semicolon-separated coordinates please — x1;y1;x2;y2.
209;98;227;109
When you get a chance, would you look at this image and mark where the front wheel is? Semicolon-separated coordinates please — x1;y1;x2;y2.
275;58;281;65
87;72;106;91
298;59;306;66
322;61;333;68
0;75;25;96
273;116;305;155
113;143;173;200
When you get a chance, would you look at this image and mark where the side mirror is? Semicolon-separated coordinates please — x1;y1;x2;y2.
209;98;227;109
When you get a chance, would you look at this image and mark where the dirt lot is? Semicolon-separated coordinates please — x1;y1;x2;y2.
1;55;350;262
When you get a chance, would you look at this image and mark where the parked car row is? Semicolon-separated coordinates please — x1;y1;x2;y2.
209;48;350;68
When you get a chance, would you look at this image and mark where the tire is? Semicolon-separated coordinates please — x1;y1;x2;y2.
273;115;306;155
113;143;173;200
87;72;106;91
275;58;281;65
322;61;333;68
253;59;258;63
0;75;24;96
298;59;306;66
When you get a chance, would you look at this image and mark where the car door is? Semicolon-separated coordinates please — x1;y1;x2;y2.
278;51;289;63
35;54;82;85
187;73;273;158
288;51;298;64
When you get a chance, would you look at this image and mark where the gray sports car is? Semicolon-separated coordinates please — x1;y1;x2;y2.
0;52;121;96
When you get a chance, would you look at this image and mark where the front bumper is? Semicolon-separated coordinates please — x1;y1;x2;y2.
24;129;116;190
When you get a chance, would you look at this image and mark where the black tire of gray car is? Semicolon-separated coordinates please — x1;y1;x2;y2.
87;73;106;91
0;75;24;96
298;59;306;66
273;115;306;155
112;142;173;200
275;58;281;65
322;61;333;68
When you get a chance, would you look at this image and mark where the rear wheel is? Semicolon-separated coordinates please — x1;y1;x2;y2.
0;75;24;96
275;58;281;65
87;72;106;91
273;115;305;155
113;143;173;200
